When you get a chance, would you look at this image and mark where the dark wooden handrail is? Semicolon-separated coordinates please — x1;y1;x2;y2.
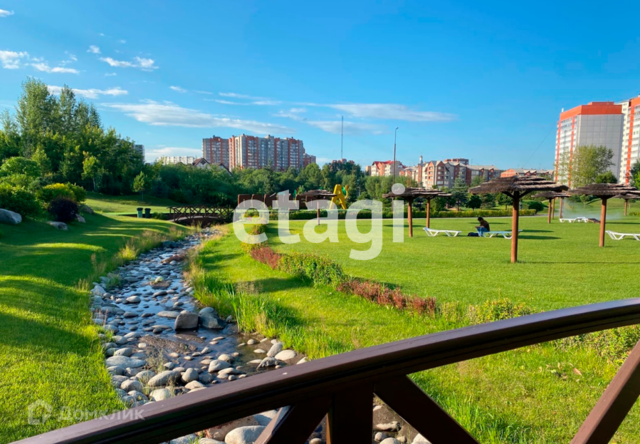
18;299;640;444
167;206;233;223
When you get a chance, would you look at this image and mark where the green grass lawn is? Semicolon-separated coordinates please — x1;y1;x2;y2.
85;192;179;215
194;211;640;443
0;214;188;443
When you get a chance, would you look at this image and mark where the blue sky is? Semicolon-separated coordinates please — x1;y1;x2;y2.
1;0;640;169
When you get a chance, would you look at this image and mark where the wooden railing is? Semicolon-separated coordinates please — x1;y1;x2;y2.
18;299;640;444
167;206;233;223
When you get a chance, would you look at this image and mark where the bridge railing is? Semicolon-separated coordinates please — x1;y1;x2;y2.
167;206;233;223
17;299;640;444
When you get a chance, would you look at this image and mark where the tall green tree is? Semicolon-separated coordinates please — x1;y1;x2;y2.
450;178;469;210
570;145;614;187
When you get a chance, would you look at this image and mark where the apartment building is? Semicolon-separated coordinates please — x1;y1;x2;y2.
157;156;196;166
619;96;640;184
202;136;230;168
225;135;306;170
501;168;553;178
423;158;468;189
303;153;317;167
370;160;404;177
466;165;502;183
554;102;624;186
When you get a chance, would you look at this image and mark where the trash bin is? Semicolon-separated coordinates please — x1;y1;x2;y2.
144;208;151;218
136;207;143;218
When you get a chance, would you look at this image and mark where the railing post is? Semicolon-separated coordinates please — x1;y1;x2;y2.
326;384;372;444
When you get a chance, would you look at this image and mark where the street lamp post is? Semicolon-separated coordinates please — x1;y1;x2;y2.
393;127;399;182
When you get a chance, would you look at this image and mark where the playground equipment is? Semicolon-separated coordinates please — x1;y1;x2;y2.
330;184;349;210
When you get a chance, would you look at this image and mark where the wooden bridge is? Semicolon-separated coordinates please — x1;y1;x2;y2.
17;299;640;444
167;206;233;226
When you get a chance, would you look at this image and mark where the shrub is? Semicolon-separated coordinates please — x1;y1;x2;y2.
38;183;76;203
468;298;533;324
48;197;79;222
249;246;282;269
0;183;41;217
66;183;86;203
527;201;544;213
278;251;347;286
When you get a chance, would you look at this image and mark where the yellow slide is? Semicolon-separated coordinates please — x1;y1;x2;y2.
331;184;349;209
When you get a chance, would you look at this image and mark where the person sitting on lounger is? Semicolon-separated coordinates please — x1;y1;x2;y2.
476;217;490;236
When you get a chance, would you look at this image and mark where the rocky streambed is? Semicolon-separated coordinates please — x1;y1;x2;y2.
90;229;428;444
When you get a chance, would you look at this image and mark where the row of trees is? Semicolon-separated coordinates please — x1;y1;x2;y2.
556;144;640;187
0;78;144;195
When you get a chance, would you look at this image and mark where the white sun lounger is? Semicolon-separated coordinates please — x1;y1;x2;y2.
423;227;461;237
606;230;640;241
559;217;589;223
484;230;523;239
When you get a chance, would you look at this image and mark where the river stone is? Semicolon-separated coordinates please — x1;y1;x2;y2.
47;221;68;230
185;380;205;390
208;360;231;373
224;426;265;444
126;295;141;303
199;372;214;384
147;370;181;387
380;439;401;444
169;435;198;444
114;348;133;357
375;421;401;432
0;208;21;225
257;357;277;369
199;312;225;330
92;285;107;297
105;356;145;368
76;214;86;223
174;312;199;330
412;435;431;444
267;342;283;358
275;350;296;361
120;379;144;392
206;417;260;441
108;365;125;375
111;375;129;388
182;368;199;383
135;370;156;383
128;390;148;402
149;388;172;401
217;353;234;363
158;311;179;319
198;439;224;444
253;409;280;426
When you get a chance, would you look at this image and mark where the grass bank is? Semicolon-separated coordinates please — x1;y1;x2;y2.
190;217;640;443
0;213;188;443
85;192;179;215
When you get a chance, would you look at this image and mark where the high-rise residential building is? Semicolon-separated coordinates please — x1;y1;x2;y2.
370;160;404;177
303;153;317;167
619;96;640;184
227;135;306;170
202;136;230;168
555;102;624;186
133;144;144;158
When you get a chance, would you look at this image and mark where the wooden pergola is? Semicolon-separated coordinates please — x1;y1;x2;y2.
382;187;451;237
613;191;640;217
470;177;568;263
297;190;337;225
570;184;640;247
531;191;572;224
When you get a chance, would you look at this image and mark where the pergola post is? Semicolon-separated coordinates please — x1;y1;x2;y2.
600;198;608;247
559;198;564;219
316;208;320;226
547;198;552;224
426;198;431;229
407;198;414;238
551;198;556;220
511;193;520;263
625;199;629;217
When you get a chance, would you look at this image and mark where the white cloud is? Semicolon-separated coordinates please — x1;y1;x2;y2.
306;120;385;135
103;100;294;134
100;56;158;71
170;86;187;93
326;104;455;122
88;45;101;54
118;39;126;44
31;62;79;74
219;92;264;100
214;97;281;106
105;72;117;77
145;146;202;162
0;50;28;69
194;90;213;95
0;9;14;17
48;85;128;99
